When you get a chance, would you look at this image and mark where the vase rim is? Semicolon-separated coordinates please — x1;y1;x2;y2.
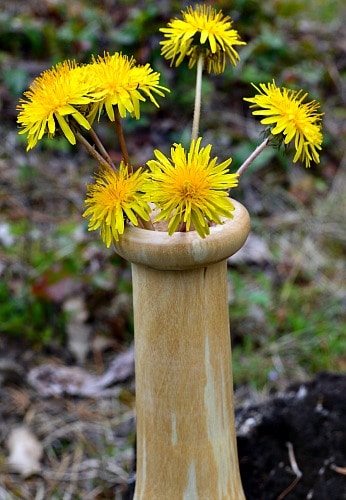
113;198;250;270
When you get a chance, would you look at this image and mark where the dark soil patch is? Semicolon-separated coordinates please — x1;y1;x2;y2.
2;333;346;499
124;373;346;500
236;372;346;500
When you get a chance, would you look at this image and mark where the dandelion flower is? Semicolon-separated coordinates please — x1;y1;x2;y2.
130;63;170;109
146;138;239;237
87;52;168;122
160;4;246;74
244;81;323;167
17;61;93;150
83;163;151;247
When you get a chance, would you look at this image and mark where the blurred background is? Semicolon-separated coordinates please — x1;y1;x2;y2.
0;0;345;496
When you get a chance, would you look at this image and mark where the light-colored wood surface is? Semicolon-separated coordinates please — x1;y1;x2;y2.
114;200;250;499
113;199;250;270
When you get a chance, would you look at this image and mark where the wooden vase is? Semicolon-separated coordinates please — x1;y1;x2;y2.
114;199;250;499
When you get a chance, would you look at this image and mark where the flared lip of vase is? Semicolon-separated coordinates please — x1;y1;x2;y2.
113;198;251;271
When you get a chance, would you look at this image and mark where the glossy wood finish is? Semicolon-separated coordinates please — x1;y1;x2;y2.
114;200;250;499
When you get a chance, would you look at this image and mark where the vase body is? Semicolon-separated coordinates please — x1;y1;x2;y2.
114;199;250;500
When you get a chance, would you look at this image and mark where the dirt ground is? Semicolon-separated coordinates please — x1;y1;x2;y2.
237;372;346;499
122;373;346;500
2;333;346;499
0;336;136;499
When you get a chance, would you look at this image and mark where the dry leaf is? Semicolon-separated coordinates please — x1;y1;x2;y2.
63;297;91;363
28;345;134;398
229;232;272;265
7;426;43;477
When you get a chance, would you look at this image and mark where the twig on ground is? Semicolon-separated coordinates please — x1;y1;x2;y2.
277;442;302;500
330;463;346;475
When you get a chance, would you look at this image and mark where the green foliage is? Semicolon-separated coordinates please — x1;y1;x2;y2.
0;280;65;345
230;268;345;389
3;67;29;96
110;3;160;48
1;0;344;389
0;207;134;347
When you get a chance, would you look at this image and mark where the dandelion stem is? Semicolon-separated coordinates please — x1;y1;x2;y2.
138;217;155;231
191;54;204;141
177;221;187;232
236;137;270;176
88;127;116;170
114;109;131;168
75;130;115;171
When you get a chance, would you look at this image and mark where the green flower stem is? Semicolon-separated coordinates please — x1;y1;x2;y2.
114;109;131;168
177;221;187;232
137;217;155;231
236;137;270;176
191;54;204;141
75;130;115;171
88;127;116;170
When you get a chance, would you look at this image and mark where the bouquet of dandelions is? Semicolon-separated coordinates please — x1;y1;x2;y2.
17;4;323;247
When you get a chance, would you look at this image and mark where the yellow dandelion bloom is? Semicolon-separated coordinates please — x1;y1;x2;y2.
83;163;151;247
244;81;323;167
17;61;93;150
87;52;168;122
146;138;239;237
130;63;170;110
87;52;139;122
160;4;246;74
